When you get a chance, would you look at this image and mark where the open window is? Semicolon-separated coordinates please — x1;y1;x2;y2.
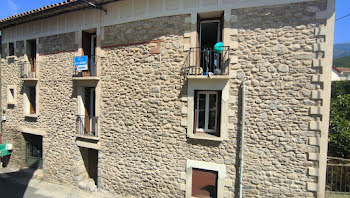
24;85;37;116
194;90;221;137
197;13;224;74
78;87;97;137
22;39;37;78
81;29;97;77
8;42;14;56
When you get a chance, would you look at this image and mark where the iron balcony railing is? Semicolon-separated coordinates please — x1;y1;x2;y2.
20;62;37;78
326;157;350;193
73;55;98;77
182;47;230;76
76;115;98;137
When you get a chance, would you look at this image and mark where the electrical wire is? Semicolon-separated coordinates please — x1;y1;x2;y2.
336;13;350;21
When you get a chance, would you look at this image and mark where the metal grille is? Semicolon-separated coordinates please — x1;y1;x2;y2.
76;115;98;137
326;157;350;193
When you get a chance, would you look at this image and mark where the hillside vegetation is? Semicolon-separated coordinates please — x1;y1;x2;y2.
334;42;350;59
333;55;350;68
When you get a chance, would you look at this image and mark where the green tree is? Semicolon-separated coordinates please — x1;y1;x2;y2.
329;81;350;158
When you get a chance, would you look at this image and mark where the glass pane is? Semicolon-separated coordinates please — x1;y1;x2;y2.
198;94;206;129
199;94;206;110
208;94;217;130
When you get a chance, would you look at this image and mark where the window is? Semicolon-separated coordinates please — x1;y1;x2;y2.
9;42;14;56
28;86;36;114
194;90;221;136
26;39;37;74
186;160;226;198
24;85;37;116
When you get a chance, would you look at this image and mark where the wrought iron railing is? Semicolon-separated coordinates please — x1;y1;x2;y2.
182;47;230;76
73;55;98;77
76;115;98;137
19;62;37;78
326;157;350;193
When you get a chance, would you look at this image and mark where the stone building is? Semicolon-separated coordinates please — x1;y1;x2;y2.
0;0;335;197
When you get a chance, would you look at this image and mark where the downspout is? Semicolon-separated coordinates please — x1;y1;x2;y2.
239;76;247;198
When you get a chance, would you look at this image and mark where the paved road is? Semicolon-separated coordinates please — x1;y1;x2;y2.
0;177;51;198
0;173;112;198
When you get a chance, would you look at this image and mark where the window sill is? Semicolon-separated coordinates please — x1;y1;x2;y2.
24;114;38;118
188;132;223;142
72;76;100;81
187;75;230;80
22;78;39;81
76;134;99;141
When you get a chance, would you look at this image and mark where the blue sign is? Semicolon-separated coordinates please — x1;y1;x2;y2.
74;56;88;71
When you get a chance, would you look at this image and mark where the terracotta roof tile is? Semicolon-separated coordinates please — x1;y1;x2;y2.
0;0;74;23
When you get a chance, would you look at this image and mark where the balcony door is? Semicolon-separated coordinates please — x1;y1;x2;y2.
84;87;96;134
198;15;223;73
82;30;97;76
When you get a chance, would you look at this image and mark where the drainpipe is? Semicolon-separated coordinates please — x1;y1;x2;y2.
239;76;247;198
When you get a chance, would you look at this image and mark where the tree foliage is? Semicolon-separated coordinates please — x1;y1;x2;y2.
329;81;350;158
333;55;350;68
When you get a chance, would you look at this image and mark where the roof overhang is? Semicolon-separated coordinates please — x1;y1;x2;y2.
0;0;118;29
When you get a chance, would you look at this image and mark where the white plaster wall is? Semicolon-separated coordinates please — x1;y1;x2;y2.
2;0;317;43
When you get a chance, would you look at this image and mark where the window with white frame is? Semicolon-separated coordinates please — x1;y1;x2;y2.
194;90;221;136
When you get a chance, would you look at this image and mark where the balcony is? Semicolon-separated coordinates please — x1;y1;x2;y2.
76;115;98;138
182;47;230;79
72;55;100;81
20;62;38;80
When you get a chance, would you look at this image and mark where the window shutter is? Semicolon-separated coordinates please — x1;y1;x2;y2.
193;90;198;134
216;91;222;136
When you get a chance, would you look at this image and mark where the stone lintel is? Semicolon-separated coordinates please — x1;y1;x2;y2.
18;126;46;136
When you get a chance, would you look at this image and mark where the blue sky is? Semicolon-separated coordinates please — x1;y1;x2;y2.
0;0;349;44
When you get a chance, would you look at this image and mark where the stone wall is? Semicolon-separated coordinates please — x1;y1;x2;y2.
0;0;332;197
228;1;327;197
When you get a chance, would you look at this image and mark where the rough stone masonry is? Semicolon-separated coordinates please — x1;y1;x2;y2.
0;0;334;197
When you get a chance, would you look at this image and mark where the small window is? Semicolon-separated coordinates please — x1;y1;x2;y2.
24;86;37;116
9;42;14;56
28;86;36;114
194;90;221;136
192;168;218;198
26;39;37;73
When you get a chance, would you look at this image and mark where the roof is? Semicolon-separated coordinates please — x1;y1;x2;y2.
0;0;117;29
335;67;350;73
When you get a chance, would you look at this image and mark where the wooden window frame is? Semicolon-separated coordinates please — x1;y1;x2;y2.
194;90;222;136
